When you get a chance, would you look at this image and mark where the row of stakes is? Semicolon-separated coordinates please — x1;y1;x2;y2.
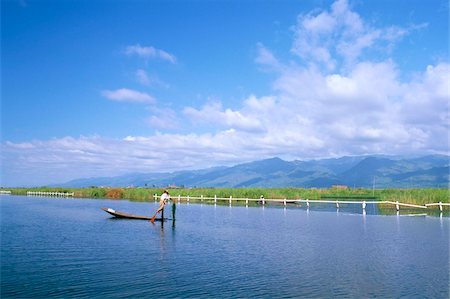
153;194;446;211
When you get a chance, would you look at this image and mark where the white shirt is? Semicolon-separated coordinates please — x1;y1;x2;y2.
161;193;170;203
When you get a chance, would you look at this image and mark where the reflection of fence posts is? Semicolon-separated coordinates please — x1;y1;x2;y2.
26;191;74;197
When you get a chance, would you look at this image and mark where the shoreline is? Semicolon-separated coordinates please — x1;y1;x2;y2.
2;187;448;209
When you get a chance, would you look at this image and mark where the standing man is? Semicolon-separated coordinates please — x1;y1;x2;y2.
150;190;170;223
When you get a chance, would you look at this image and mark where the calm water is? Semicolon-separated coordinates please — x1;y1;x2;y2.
1;196;449;298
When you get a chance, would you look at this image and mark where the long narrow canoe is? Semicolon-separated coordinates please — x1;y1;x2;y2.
101;207;168;221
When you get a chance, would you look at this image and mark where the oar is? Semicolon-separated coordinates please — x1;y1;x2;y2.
150;213;157;223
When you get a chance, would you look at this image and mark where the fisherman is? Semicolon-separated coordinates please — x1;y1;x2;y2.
150;190;171;223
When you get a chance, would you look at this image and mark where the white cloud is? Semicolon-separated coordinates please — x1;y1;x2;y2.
135;69;169;88
125;44;176;64
147;107;180;130
255;43;281;70
101;88;155;104
291;0;416;69
136;69;151;86
183;102;265;133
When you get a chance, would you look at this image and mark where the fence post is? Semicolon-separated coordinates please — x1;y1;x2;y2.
284;198;286;206
214;195;217;203
229;196;232;205
187;195;190;202
154;194;157;201
336;201;339;209
201;195;203;201
306;199;310;208
439;202;443;212
396;201;400;211
178;194;180;202
362;201;366;210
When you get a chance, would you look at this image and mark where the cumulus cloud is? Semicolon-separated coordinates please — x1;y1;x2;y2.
125;44;176;64
291;0;418;70
183;101;265;133
268;59;448;155
101;88;155;104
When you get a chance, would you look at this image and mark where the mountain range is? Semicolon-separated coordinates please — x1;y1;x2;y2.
59;154;449;188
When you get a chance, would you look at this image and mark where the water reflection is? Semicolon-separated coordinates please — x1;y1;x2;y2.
362;210;366;234
1;196;449;299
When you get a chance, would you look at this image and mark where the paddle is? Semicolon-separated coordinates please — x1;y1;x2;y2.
150;213;157;223
150;203;164;223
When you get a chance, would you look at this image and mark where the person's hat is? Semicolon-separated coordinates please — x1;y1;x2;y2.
164;189;169;193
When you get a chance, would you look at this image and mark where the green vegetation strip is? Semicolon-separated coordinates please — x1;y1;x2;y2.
2;187;449;207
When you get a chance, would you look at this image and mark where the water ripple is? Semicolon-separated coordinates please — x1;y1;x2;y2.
1;196;449;298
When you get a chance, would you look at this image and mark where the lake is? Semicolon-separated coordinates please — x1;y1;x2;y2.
1;195;448;298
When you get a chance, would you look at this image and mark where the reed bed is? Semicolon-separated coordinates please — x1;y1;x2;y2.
4;187;449;207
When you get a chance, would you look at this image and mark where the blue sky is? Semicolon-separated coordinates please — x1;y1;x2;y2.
2;0;449;186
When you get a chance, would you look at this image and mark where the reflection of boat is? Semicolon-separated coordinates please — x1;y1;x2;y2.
256;199;302;205
101;208;168;221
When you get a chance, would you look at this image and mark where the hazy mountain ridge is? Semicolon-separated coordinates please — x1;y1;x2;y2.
58;155;449;188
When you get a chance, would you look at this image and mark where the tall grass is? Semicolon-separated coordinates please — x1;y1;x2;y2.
4;187;449;206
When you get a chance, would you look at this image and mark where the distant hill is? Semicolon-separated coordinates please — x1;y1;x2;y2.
58;155;449;188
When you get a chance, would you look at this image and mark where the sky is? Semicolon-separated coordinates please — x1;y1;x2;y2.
1;0;449;186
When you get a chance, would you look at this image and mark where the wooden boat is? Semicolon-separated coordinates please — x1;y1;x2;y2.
101;207;168;221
